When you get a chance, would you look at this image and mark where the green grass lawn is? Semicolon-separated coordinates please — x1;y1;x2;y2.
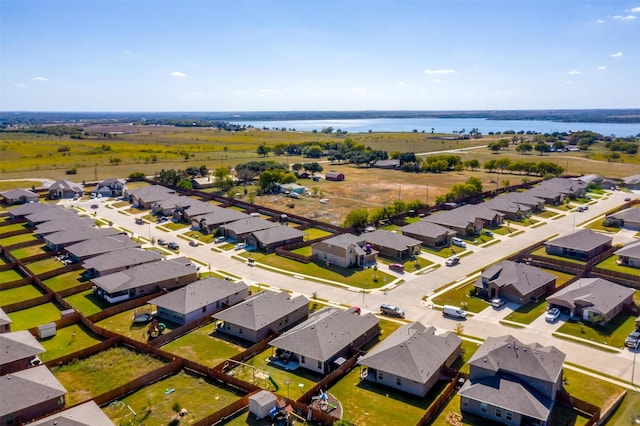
25;257;65;275
303;227;334;240
10;243;48;259
0;284;44;305
0;268;24;284
534;209;560;219
39;323;104;362
595;254;640;277
8;302;63;330
184;229;216;244
163;221;189;231
0;233;37;246
42;269;89;292
586;220;622;233
432;284;489;313
103;370;244;425
503;300;547;325
239;251;393;289
96;307;180;343
230;347;321;400
562;368;626;409
606;390;640;425
64;289;111;316
160;325;245;368
422;245;464;258
111;201;130;208
0;222;29;233
51;346;167;406
555;313;638;349
530;247;586;264
291;246;312;256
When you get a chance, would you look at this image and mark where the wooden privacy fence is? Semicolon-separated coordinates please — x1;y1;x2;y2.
416;372;466;426
1;293;54;313
34;262;83;282
556;389;600;425
86;291;162;323
0;261;18;272
0;276;32;291
193;396;250;426
0;228;31;239
148;315;213;347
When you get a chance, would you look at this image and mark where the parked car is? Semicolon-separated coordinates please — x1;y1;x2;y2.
167;242;179;250
445;256;460;266
380;304;405;318
545;307;561;323
452;237;467;248
389;263;404;272
491;298;506;308
157;239;167;246
189;241;199;247
624;331;640;348
135;218;144;225
234;243;247;250
484;230;493;237
214;236;226;243
624;197;631;202
443;305;467;319
90;204;99;209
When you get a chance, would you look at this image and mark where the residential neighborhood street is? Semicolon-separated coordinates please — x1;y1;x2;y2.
62;188;640;387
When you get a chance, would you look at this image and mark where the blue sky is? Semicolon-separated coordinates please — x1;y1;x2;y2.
1;0;639;111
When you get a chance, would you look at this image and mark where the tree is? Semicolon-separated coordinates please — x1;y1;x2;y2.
463;159;480;170
213;166;232;191
177;179;193;190
256;143;270;157
343;208;369;228
516;143;533;155
488;142;502;153
535;141;550;155
303;162;323;173
292;163;303;172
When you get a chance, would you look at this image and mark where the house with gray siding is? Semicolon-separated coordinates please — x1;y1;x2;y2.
0;188;39;205
28;401;114;426
399;221;457;248
358;322;461;397
364;230;422;260
546;277;635;324
82;247;164;277
422;209;484;236
127;185;175;209
499;192;546;212
474;260;557;304
544;229;612;261
149;278;249;325
0;331;45;376
48;180;83;199
94;178;127;197
246;226;306;252
623;174;640;190
312;234;378;268
614;240;640;269
604;207;640;231
214;291;309;343
459;335;565;426
190;206;250;234
269;307;379;375
220;217;279;241
483;197;532;221
537;177;588;199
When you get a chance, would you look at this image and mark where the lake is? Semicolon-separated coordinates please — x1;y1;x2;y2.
236;117;640;137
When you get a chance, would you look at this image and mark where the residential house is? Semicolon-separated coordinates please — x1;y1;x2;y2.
459;335;565;426
0;188;39;205
325;171;345;181
622;174;640;190
48;180;83;199
0;309;10;333
399;221;457;248
0;331;45;375
127;185;175;209
544;229;613;261
456;204;504;229
8;203;56;220
604;207;640;231
173;199;217;223
474;260;557;304
246;226;306;252
25;207;80;227
576;174;618;190
546;277;635;324
364;230;422;260
422;209;484;236
269;307;379;375
278;183;306;195
537;177;588;199
28;401;114;426
213;291;309;343
358;322;461;397
191;206;250;234
500;192;546;212
34;217;96;237
82;247;164;277
93;178;127;197
191;176;214;189
43;227;120;251
0;365;67;426
312;233;378;268
149;278;249;325
525;187;565;206
219;217;279;241
152;195;196;216
371;159;400;169
482;197;531;221
65;234;141;262
614;240;640;269
91;256;198;303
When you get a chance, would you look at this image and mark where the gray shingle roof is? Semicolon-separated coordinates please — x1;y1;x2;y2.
0;331;45;366
365;230;422;251
214;291;309;330
547;277;635;317
0;365;67;417
615;240;640;258
9;202;56;218
269;307;379;362
0;188;39;199
476;260;556;296
468;335;565;384
318;233;366;249
500;192;545;207
358;322;461;383
128;185;174;202
34;217;96;235
91;256;198;293
81;248;164;274
221;217;278;236
44;227;120;246
423;208;480;229
483;197;526;214
193;205;250;226
26;208;79;224
0;308;11;327
65;234;141;258
28;401;114;426
251;226;306;245
399;221;457;238
545;229;612;252
148;278;248;314
537;177;587;194
623;174;640;185
49;180;83;192
608;207;640;223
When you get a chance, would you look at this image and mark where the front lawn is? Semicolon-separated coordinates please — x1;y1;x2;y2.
163;220;189;231
42;269;89;292
25;257;65;275
51;346;167;406
184;229;216;244
503;300;547;325
606;390;640;426
160;325;245;368
39;323;104;362
104;370;244;425
432;284;489;313
562;368;626;409
555;313;638;349
64;289;111;316
8;302;63;330
0;284;44;305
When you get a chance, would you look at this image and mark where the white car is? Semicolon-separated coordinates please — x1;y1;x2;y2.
491;298;506;308
234;243;246;250
445;256;460;266
545;308;561;323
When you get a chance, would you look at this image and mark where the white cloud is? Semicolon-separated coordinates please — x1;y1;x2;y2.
13;83;27;88
613;15;636;20
596;19;605;24
33;77;48;81
567;70;582;75
424;69;455;74
597;66;607;71
122;50;132;55
631;7;640;13
170;71;187;78
610;51;623;58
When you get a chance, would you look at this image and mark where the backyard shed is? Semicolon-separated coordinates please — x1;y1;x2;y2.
249;390;278;419
37;323;56;339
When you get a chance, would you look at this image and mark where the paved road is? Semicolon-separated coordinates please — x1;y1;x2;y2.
61;189;640;386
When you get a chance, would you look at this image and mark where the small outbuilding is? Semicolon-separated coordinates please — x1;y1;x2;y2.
325;171;345;181
248;390;278;419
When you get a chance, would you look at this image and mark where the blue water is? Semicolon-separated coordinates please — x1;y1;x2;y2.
236;117;640;137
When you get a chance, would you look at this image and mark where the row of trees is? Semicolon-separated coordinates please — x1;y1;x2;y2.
483;158;565;176
343;199;429;228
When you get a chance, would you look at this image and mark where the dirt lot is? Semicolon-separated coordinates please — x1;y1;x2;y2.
254;166;497;225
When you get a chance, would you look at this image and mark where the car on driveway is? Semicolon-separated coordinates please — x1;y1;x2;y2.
545;307;561;323
491;298;506;308
389;263;404;272
214;236;226;243
445;256;460;266
624;331;640;348
452;237;467;248
189;241;199;247
234;243;246;251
